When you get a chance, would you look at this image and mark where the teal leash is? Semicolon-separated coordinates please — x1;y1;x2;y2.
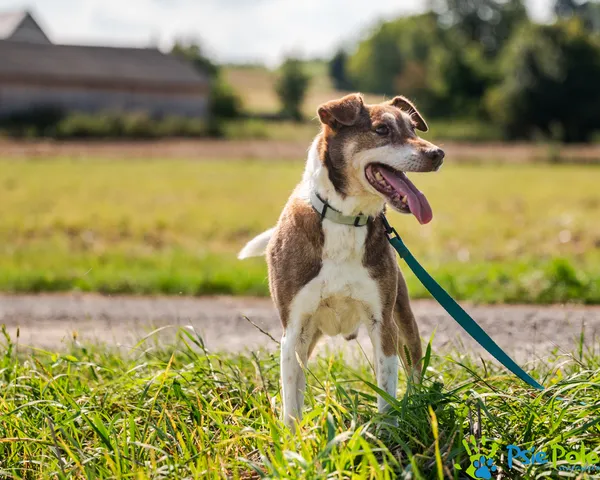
381;215;545;392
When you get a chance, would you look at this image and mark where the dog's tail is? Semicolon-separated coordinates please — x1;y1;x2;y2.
238;228;275;259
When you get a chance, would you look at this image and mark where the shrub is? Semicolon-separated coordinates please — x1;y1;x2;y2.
328;49;354;90
0;106;65;137
486;20;600;142
52;112;208;139
275;57;310;121
209;78;242;119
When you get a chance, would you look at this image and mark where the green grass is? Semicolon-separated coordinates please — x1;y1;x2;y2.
217;117;503;143
0;326;599;478
219;118;322;142
0;158;599;303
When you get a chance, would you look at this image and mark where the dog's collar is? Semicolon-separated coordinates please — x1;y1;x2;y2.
310;191;371;227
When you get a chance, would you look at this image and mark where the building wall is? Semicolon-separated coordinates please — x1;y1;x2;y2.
0;83;208;118
9;15;51;44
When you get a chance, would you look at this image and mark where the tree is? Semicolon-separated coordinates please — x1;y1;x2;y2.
555;0;584;17
276;58;310;121
171;41;241;120
209;79;242;119
486;20;600;142
429;0;528;57
346;14;489;116
171;41;218;76
328;49;353;90
347;14;441;97
554;0;600;32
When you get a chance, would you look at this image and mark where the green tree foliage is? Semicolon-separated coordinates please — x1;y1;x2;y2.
171;41;219;76
328;49;353;90
209;80;242;119
347;14;489;116
487;21;600;142
347;14;439;97
171;41;241;119
426;33;492;116
276;58;310;121
554;0;600;32
429;0;528;57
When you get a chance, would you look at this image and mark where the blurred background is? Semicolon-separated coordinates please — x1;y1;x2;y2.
0;0;599;306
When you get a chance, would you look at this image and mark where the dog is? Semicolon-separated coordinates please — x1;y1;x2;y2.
239;93;444;429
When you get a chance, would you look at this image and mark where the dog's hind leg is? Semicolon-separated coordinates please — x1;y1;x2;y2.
307;329;322;359
295;326;321;419
394;273;423;382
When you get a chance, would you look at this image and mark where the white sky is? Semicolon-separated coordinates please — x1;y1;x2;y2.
1;0;554;65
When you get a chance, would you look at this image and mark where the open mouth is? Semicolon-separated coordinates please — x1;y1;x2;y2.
365;163;433;224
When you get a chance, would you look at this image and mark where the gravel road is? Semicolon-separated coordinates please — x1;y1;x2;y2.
1;294;599;364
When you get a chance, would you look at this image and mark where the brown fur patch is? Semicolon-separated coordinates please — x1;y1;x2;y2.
363;214;400;357
394;272;423;376
316;98;439;204
362;214;422;362
318;135;348;196
318;93;364;128
266;191;324;329
389;96;428;132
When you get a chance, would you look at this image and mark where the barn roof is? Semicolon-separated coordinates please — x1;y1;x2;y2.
0;40;210;89
0;10;27;39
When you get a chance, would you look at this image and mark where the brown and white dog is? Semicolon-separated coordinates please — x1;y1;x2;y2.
239;93;444;428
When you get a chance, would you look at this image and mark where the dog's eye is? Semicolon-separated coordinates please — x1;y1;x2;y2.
375;125;390;136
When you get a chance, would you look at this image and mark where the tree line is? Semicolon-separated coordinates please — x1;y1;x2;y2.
327;0;600;142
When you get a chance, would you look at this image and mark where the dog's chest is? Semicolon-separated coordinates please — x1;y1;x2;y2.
309;222;381;336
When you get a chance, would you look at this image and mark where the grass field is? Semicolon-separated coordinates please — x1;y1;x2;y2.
223;65;504;143
0;326;598;478
0;157;599;303
223;63;364;118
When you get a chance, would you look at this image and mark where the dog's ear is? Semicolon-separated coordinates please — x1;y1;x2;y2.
318;93;364;129
389;96;428;132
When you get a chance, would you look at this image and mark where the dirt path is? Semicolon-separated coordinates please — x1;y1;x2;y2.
1;294;598;363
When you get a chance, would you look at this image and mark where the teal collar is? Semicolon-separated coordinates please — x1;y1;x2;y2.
310;190;371;227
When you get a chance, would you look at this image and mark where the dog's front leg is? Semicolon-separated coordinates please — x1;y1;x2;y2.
368;318;399;414
280;323;306;430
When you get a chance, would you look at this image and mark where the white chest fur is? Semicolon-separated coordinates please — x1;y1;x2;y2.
285;136;385;337
289;219;382;337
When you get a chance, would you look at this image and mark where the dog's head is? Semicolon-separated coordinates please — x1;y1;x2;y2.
317;93;444;224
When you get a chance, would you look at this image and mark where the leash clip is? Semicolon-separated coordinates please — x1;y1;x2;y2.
381;214;399;239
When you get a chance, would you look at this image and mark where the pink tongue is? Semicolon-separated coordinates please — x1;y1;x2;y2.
378;167;433;224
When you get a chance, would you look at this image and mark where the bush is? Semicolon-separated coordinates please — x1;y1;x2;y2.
0;106;65;137
275;57;310;121
219;119;269;139
51;112;208;139
328;49;353;90
486;20;600;142
209;78;242;119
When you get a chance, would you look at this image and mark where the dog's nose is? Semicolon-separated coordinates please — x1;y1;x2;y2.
426;148;445;169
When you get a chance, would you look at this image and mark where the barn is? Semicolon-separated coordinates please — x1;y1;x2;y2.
0;10;211;119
